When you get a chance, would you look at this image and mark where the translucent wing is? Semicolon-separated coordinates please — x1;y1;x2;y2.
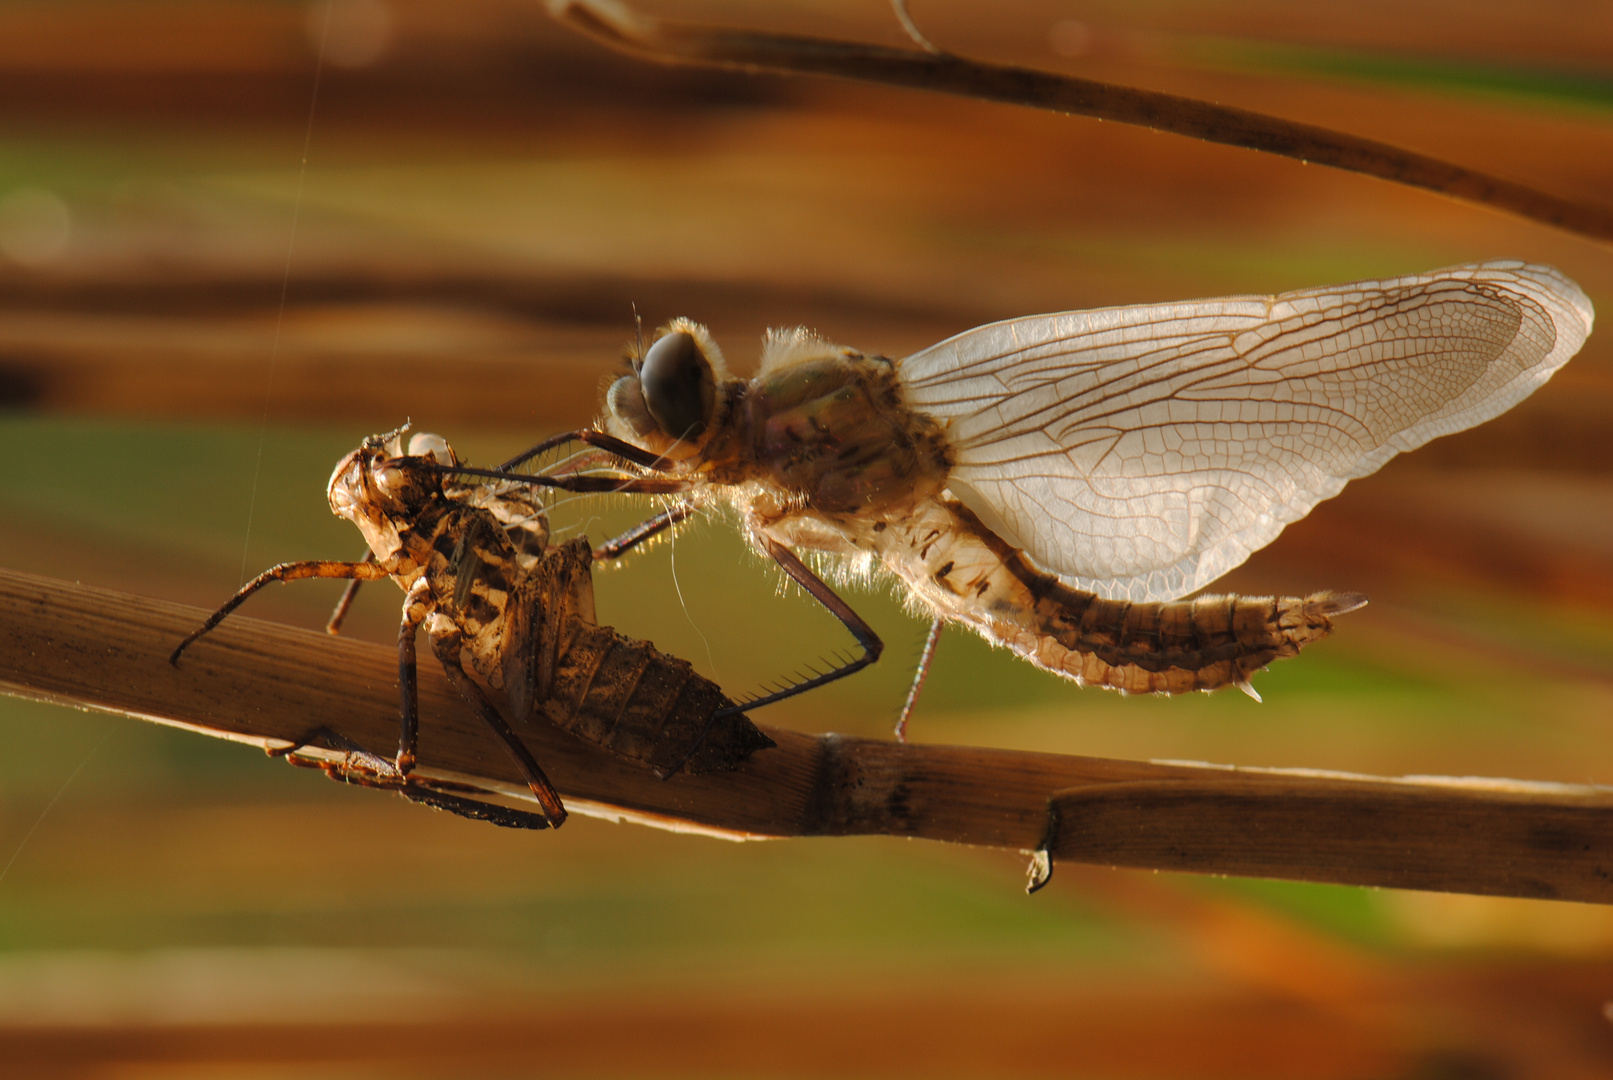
898;261;1593;602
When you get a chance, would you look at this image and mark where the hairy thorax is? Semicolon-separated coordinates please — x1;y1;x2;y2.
698;351;954;552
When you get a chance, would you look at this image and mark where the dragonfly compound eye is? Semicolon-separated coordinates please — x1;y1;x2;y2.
606;373;656;440
640;329;715;441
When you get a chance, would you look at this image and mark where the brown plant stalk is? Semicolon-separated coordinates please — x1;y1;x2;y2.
547;0;1613;245
2;567;1610;901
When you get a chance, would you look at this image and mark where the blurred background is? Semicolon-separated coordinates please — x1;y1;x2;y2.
0;0;1610;1075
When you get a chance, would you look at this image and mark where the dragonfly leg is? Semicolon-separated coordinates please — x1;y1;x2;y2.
664;539;882;777
391;786;562;829
498;429;590;472
268;726;557;829
498;428;674;473
324;548;377;634
268;725;395;775
273;728;403;796
426;616;569;828
592;502;698;561
170;558;393;665
713;537;884;718
440;463;692;497
394;577;433;776
894;618;943;742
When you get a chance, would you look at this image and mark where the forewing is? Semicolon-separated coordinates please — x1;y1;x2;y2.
899;261;1593;602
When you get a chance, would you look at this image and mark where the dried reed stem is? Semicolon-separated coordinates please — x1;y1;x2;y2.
548;0;1613;244
2;567;1610;901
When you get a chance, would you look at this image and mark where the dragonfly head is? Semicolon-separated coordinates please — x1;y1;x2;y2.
605;318;727;460
328;426;458;540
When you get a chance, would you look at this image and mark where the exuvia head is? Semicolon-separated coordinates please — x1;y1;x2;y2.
605;318;728;458
327;425;458;525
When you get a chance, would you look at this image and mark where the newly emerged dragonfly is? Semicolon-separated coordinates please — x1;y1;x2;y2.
170;428;773;828
457;261;1593;736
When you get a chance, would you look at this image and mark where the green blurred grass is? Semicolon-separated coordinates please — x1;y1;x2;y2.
1195;37;1613;113
0;415;353;564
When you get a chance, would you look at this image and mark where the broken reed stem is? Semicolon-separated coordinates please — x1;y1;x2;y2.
548;0;1613;245
2;566;1611;902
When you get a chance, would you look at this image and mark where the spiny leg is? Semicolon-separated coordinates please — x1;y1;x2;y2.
441;463;692;497
445;428;692;496
171;559;393;665
498;428;675;474
498;429;589;472
894;618;943;742
427;616;568;827
593;502;697;561
325;549;377;635
662;539;883;779
715;537;884;718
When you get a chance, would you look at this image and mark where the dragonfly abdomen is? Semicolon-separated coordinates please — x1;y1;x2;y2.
1024;585;1366;695
883;496;1365;697
544;623;774;776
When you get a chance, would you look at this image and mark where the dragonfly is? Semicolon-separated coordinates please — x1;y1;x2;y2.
450;260;1594;737
170;427;774;829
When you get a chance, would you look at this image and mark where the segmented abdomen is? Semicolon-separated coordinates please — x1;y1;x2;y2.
882;498;1365;695
434;516;772;776
1009;579;1364;694
542;623;774;775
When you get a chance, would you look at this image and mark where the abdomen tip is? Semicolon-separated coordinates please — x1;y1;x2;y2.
1314;592;1369;616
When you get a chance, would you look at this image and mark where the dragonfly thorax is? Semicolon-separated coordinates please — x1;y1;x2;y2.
608;322;955;524
732;350;952;519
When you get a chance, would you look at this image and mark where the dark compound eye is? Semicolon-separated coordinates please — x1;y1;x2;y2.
639;329;713;440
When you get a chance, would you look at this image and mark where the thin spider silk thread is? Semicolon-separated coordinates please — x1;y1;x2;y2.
664;496;720;682
2;7;334;899
0;725;112;887
238;0;335;585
